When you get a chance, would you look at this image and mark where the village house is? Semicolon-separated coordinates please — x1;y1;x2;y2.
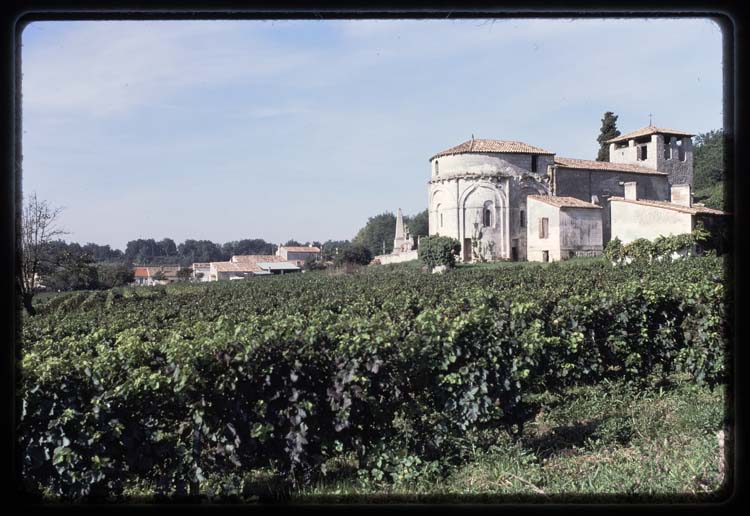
275;245;321;266
191;262;211;282
526;196;603;262
609;183;728;244
206;255;301;281
132;265;183;285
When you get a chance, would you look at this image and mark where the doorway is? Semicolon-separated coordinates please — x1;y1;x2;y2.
542;250;549;262
463;238;472;262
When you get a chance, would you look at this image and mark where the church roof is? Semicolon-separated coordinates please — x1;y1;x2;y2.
528;195;602;209
609;197;728;215
605;125;694;144
554;157;667;175
430;139;555;160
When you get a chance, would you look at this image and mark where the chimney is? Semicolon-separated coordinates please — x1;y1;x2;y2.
671;184;692;207
623;181;638;201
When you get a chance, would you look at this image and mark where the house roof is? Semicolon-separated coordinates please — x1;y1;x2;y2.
257;262;301;271
133;267;149;278
191;262;211;268
609;197;728;215
605;125;695;144
231;254;286;264
554;157;667;175
210;262;259;273
280;246;321;253
527;195;602;209
430;139;555;160
146;266;181;278
215;255;296;274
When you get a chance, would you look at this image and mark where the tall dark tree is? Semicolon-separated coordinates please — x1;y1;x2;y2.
692;129;726;210
596;111;621;161
352;212;397;256
404;209;429;244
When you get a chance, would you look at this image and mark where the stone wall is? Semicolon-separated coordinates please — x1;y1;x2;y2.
610;200;693;244
526;198;561;262
374;250;419;265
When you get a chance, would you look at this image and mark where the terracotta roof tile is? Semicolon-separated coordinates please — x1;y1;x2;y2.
210;262;261;273
605;125;694;144
231;255;287;264
554;157;667;175
609;197;729;215
528;195;602;209
431;139;554;160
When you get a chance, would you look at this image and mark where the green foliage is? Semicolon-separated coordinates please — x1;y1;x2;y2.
20;257;728;500
176;268;192;281
693;130;724;192
96;263;135;289
404;210;429;241
596;111;620;161
604;227;712;265
693;130;726;211
336;244;373;266
418;236;461;269
352;212;397;256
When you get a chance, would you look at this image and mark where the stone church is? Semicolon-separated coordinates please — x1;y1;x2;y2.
427;125;726;262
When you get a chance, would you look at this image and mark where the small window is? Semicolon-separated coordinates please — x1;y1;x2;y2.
435;160;439;175
440;213;443;228
482;202;493;227
531;155;538;173
520;210;526;228
539;217;549;239
637;145;648;161
677;140;686;161
664;143;671;160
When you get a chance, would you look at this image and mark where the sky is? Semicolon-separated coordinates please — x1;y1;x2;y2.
21;18;724;250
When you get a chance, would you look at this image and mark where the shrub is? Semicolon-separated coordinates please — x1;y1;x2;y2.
418;236;461;269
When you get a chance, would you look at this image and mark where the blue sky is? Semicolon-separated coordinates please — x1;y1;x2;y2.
21;18;723;250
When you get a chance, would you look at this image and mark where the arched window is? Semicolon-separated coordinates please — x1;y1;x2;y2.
434;160;440;175
482;201;493;227
436;203;443;228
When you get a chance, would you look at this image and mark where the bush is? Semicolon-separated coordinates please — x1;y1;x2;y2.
335;244;372;266
418;236;461;269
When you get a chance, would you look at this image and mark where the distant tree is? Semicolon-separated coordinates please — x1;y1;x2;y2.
95;263;134;289
223;239;275;257
158;238;178;257
321;240;351;261
284;239;302;247
404;209;429;244
692;130;726;210
82;242;124;262
45;250;99;291
596;111;621;161
176;267;193;281
336;244;373;266
352;212;397;256
303;255;326;271
177;239;226;264
152;270;167;282
18;193;68;314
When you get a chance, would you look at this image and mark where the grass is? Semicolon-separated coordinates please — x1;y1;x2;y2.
110;377;728;503
289;378;728;503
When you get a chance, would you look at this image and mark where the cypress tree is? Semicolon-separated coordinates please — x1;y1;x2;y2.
596;111;621;161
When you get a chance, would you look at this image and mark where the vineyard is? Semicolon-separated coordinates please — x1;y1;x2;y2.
19;257;730;501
